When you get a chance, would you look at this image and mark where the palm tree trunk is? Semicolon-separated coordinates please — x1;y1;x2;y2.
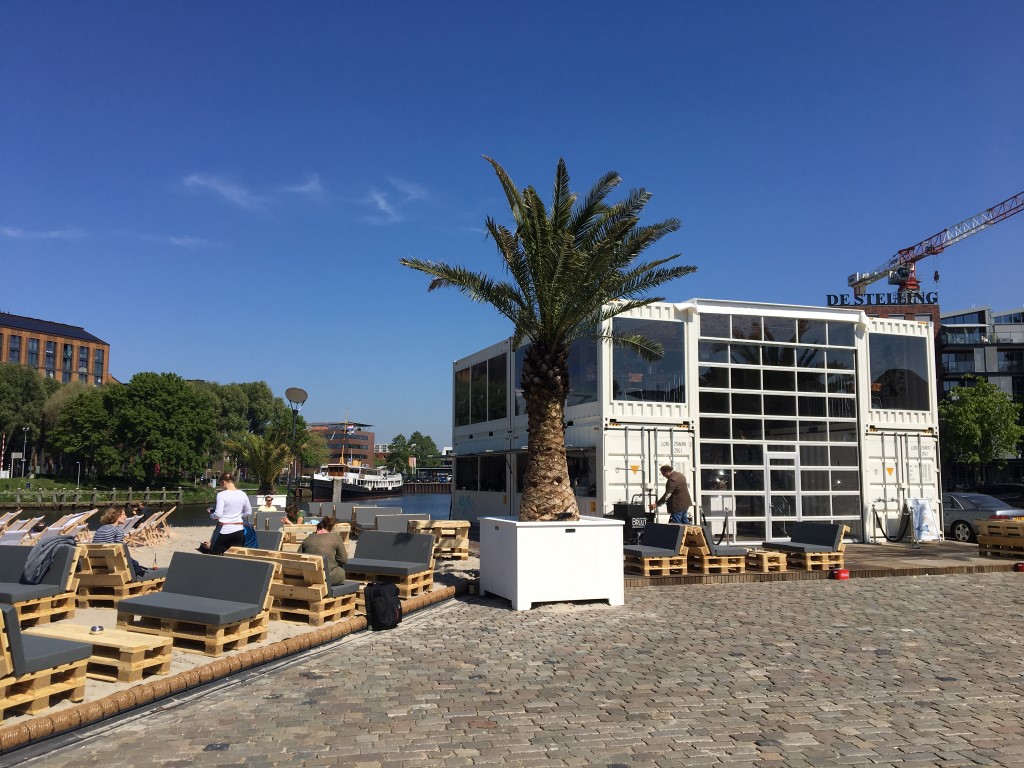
520;343;579;521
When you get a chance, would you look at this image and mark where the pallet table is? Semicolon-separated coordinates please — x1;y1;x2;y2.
25;624;172;683
745;549;787;573
407;519;471;560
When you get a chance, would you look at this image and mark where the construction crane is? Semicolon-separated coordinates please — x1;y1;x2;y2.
847;190;1024;297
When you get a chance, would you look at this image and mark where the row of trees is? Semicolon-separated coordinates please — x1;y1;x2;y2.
0;365;329;488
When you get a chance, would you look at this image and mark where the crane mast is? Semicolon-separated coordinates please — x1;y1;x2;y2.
847;190;1024;297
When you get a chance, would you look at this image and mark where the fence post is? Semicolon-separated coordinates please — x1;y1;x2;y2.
15;490;21;506
113;488;118;504
144;487;151;503
161;487;166;503
127;487;133;504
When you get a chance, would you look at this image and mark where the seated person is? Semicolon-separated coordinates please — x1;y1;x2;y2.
257;495;278;512
91;505;149;576
280;502;303;526
297;516;347;586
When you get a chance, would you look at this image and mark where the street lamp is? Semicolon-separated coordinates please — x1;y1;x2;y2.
21;427;29;479
284;387;308;504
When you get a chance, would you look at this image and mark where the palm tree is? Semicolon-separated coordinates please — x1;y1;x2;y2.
401;157;696;521
224;433;291;494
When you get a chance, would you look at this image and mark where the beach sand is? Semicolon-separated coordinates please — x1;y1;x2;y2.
2;525;479;728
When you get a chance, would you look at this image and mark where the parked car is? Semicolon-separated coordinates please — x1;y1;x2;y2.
974;483;1024;508
942;492;1024;542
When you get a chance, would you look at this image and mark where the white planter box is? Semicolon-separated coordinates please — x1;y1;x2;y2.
478;516;625;611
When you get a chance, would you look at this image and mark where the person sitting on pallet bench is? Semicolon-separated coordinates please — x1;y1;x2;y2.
92;505;149;577
649;465;693;525
298;516;348;586
280;502;303;527
198;472;252;555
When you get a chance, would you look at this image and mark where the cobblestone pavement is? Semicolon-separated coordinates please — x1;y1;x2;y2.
7;573;1024;767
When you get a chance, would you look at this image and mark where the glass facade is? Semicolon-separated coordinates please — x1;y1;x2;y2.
454;351;507;427
869;334;930;410
697;313;859;539
611;318;685;402
7;335;21;363
45;341;56;377
26;338;39;367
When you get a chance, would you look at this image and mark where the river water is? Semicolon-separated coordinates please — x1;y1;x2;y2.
19;493;454;530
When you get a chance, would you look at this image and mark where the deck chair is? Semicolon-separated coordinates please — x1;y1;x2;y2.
118;514;143;536
0;530;28;546
0;512;17;530
0;603;91;718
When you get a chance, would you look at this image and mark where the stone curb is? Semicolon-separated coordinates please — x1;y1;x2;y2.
0;584;458;754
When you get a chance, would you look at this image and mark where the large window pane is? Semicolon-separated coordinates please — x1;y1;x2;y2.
733;442;763;464
827;349;854;370
763;317;797;344
698;341;728;363
731;368;760;390
764;395;796;416
762;345;795;367
796;347;825;368
828;322;855;347
730;344;760;365
733;420;763;441
487;353;507;420
455;457;477;490
700;417;730;439
731;315;761;340
471;361;488;423
763;369;795;391
798;319;827;345
612;318;685;402
566;339;597;407
798;372;826;392
454;368;471;427
479;455;506;492
869;334;930;410
732;393;761;415
699;391;730;413
700;366;729;388
701;443;731;464
699;313;730;339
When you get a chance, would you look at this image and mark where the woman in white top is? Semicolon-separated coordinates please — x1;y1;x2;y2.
198;472;252;555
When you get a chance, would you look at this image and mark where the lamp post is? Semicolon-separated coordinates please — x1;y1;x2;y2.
284;387;308;505
21;427;29;479
76;461;81;489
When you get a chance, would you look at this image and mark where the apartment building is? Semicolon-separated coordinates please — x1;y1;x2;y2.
0;313;111;385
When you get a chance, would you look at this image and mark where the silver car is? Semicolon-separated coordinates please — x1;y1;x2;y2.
942;492;1023;542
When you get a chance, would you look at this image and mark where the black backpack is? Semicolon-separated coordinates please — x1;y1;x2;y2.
364;582;402;631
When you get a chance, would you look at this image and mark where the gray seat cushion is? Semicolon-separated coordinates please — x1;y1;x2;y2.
328;581;360;598
134;567;169;582
0;583;61;603
762;542;836;554
710;544;748;557
353;531;434;566
623;546;679;559
0;546;31;582
117;592;262;625
345;557;428;577
162;552;275;606
255;531;284;551
374;514;430;533
2;603;91;677
638;524;684;552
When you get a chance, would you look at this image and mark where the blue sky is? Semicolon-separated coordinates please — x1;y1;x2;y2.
2;1;1022;447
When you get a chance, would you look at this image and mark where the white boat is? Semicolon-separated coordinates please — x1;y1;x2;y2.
309;462;403;501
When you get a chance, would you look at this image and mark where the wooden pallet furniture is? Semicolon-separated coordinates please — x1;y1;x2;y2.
0;603;91;720
350;506;394;539
280;524;318;552
683;524;747;575
225;547;358;625
977;519;1024;559
344;530;435;599
375;513;431;533
25;623;172;683
745;549;787;573
407;519;471;560
761;522;849;571
0;543;80;628
623;523;687;576
116;552;279;656
74;543;168;608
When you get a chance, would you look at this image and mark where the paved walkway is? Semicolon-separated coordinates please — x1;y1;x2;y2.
6;571;1024;767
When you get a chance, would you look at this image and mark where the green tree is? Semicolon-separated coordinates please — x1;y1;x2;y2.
48;386;120;478
401;157;695;520
224;433;291;494
939;376;1024;481
298;429;329;470
0;364;47;474
112;373;218;484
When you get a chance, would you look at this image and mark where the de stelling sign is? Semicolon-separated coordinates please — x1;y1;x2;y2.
826;291;939;307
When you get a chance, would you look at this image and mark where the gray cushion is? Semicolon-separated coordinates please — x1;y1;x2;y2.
762;542;836;554
710;545;749;557
345;557;428;577
786;522;844;549
0;583;61;602
134;567;169;583
353;507;384;527
353;531;434;565
328;581;360;598
2;603;91;677
39;545;77;587
638;523;684;552
253;511;284;531
623;546;679;559
117;592;262;625
0;546;31;582
374;513;430;532
255;531;284;551
162;552;275;606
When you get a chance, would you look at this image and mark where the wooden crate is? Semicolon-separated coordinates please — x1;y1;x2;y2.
746;549;787;573
76;543;166;608
271;594;356;626
25;624;172;683
116;611;270;657
977;519;1024;538
687;554;746;575
345;568;433;599
408;519;471;560
14;592;77;629
280;524;318;552
0;660;87;719
624;553;687;577
977;536;1024;559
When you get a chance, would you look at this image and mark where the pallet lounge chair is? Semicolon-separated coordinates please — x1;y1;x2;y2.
75;543;169;607
374;513;431;532
280;523;317;552
344;530;435;600
116;551;279;656
225;548;358;625
761;522;849;571
623;523;687;576
0;603;91;720
407;519;471;560
0;544;80;628
684;524;748;575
